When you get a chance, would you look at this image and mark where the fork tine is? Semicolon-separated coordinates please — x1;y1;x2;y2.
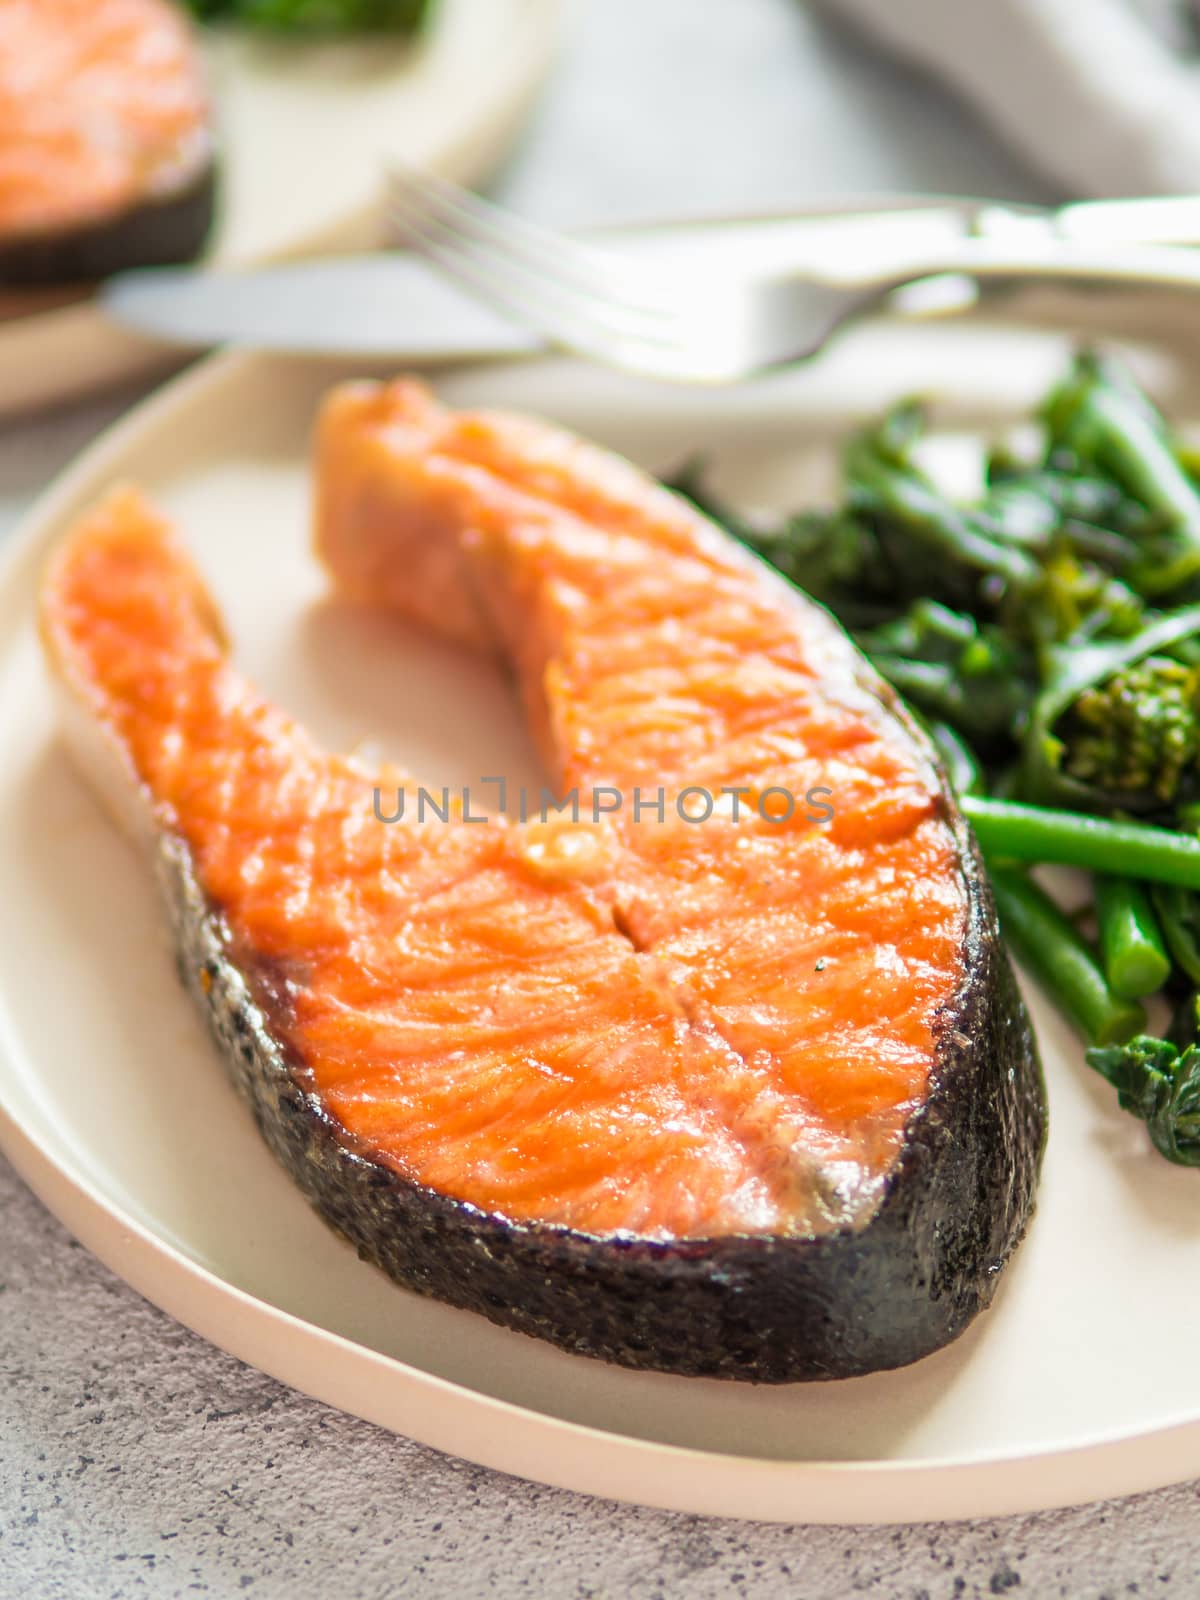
394;205;692;375
385;166;757;383
390;206;681;344
387;194;694;350
386;167;679;325
387;169;617;290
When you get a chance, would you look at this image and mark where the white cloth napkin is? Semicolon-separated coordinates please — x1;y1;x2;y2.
823;0;1200;197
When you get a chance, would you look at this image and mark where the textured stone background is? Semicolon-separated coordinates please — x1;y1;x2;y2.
3;1;1200;1594
4;1161;1200;1599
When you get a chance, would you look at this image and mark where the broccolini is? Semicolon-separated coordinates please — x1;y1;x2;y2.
853;600;1031;748
1086;1034;1200;1165
184;0;433;30
1055;655;1200;808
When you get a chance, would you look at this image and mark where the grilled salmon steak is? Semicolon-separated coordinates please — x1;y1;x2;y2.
40;384;1044;1381
0;0;215;285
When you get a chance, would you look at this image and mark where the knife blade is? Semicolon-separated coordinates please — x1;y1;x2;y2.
100;196;1200;359
101;253;545;359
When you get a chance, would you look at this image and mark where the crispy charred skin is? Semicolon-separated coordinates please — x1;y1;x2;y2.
164;715;1043;1385
0;161;215;286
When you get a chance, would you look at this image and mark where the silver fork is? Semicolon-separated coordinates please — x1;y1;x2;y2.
386;169;1200;384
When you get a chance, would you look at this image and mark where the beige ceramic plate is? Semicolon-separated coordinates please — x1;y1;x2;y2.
0;0;561;417
4;289;1200;1523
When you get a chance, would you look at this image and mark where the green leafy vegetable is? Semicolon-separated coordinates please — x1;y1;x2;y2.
963;795;1200;888
1094;876;1172;1000
1018;605;1200;816
989;867;1144;1045
1057;655;1200;808
854;600;1031;749
841;404;1040;606
1044;352;1200;597
923;718;985;797
1086;1034;1200;1164
984;459;1147;568
1151;883;1200;984
184;0;434;30
997;545;1145;653
671;402;1040;627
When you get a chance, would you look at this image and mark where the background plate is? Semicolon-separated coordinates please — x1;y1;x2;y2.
4;292;1200;1523
0;0;561;417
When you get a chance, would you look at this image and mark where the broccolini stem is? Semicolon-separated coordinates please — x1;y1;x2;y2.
926;719;985;796
1094;876;1172;999
990;869;1145;1044
1047;357;1200;595
963;796;1200;888
1150;883;1200;984
844;439;1038;588
1082;389;1199;538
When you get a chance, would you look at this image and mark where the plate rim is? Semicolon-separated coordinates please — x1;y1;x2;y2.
4;338;1200;1525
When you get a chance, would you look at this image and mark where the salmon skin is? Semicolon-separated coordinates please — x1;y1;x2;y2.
40;388;1044;1383
0;0;215;285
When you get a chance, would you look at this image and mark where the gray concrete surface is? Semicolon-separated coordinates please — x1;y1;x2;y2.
3;1;1199;1594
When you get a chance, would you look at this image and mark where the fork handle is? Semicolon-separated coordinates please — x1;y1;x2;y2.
833;235;1200;298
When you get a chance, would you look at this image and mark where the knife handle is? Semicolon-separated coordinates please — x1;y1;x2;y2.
974;196;1200;251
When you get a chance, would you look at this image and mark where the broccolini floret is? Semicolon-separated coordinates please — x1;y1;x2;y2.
1086;1033;1200;1165
1055;655;1200;807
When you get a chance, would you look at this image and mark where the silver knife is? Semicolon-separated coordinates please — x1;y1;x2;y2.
101;252;545;359
100;195;1200;358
